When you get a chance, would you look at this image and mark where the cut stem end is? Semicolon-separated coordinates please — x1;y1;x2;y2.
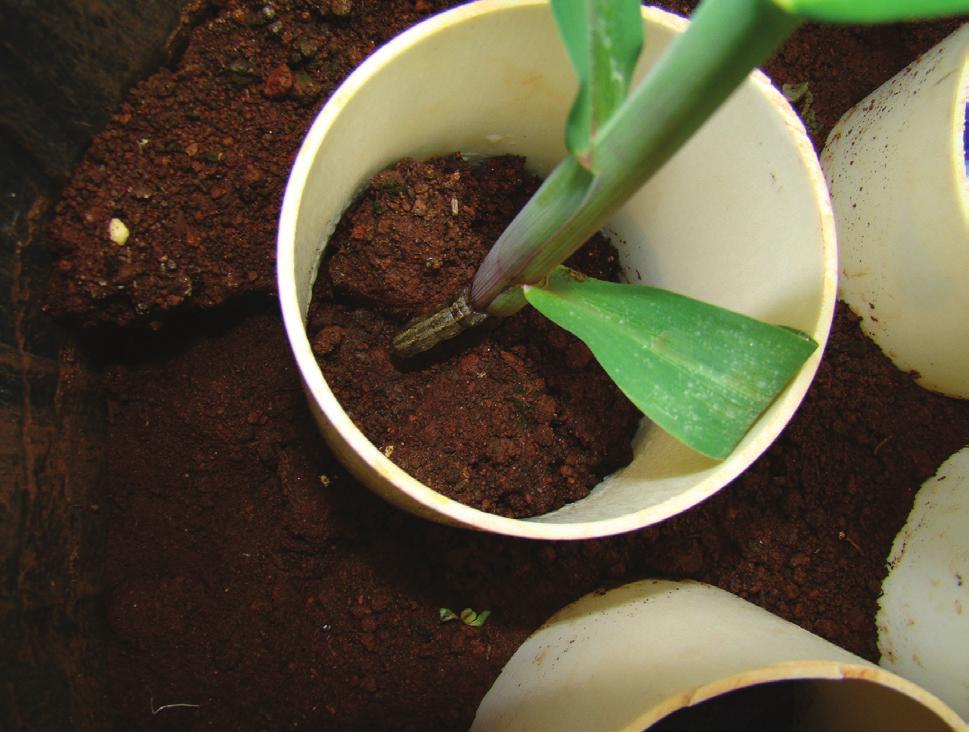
392;289;489;357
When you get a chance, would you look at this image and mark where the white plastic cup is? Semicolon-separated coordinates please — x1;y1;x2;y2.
472;580;966;731
878;446;969;722
821;24;969;397
277;0;837;539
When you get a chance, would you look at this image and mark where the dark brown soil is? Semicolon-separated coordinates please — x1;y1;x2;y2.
310;154;640;516
95;299;969;731
44;0;460;327
38;1;969;730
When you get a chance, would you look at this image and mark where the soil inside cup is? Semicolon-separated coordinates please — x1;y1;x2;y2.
307;153;641;517
21;1;969;730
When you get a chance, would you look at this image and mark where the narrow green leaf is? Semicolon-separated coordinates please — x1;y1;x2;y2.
772;0;969;22
550;0;643;165
523;268;817;459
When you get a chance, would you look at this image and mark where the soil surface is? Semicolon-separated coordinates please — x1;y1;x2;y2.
45;0;460;327
311;154;640;516
40;1;969;730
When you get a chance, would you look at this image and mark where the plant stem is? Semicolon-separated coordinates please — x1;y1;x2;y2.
469;0;800;312
469;157;594;316
394;0;801;355
392;289;488;357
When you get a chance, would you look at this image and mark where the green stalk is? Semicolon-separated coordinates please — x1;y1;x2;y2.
389;0;968;455
395;0;969;354
470;0;800;312
466;156;593;317
775;0;969;22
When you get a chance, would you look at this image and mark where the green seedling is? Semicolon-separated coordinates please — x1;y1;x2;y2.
459;608;491;627
782;81;822;136
394;0;969;460
439;607;492;627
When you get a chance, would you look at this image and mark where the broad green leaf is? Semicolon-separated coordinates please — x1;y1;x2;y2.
772;0;969;22
523;267;817;459
550;0;643;167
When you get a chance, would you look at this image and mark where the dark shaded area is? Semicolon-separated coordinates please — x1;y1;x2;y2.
1;2;187;729
651;682;796;731
0;0;186;183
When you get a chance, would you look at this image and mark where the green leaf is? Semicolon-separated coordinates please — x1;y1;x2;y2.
551;0;643;166
459;608;491;627
468;610;491;627
523;268;817;459
439;608;458;623
772;0;969;22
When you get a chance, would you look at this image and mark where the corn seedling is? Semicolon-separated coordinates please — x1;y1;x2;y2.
393;0;969;459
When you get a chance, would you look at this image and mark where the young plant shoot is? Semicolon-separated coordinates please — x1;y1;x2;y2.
393;0;969;460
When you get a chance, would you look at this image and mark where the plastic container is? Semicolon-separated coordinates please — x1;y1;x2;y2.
472;580;965;731
277;0;837;539
878;446;969;722
821;24;969;397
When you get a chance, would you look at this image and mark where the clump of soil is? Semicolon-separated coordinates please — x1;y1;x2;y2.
44;0;458;327
309;154;641;517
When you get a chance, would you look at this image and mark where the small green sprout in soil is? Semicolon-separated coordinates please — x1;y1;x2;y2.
393;0;969;461
439;607;491;627
782;81;823;136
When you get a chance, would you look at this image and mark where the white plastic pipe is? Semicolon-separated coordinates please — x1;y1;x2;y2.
472;580;965;731
822;25;969;397
878;446;969;722
277;0;837;539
